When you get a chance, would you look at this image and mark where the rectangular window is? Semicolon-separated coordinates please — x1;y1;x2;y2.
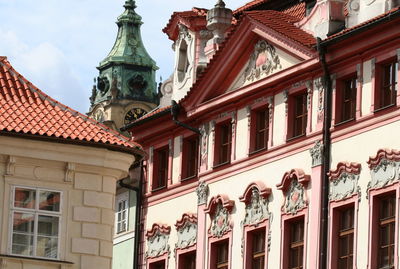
289;219;304;269
251;229;266;269
182;136;199;180
115;192;129;234
153;146;168;190
214;122;232;166
378;194;396;269
251;108;269;153
216;241;229;269
339;77;357;123
292;93;307;138
378;61;398;109
337;207;354;269
11;187;61;259
149;260;166;269
178;250;196;269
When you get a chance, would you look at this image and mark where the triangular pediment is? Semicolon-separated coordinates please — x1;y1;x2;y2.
181;11;316;110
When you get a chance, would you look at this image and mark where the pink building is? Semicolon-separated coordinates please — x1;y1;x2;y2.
122;0;400;268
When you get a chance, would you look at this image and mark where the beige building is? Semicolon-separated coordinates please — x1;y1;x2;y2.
0;56;142;268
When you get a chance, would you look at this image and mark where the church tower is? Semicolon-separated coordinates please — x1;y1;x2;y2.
88;0;158;134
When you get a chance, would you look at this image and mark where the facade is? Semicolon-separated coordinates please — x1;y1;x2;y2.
124;0;400;268
0;56;141;268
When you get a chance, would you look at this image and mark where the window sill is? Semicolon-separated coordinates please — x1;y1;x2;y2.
212;161;231;169
249;147;267;156
181;175;198;182
286;134;306;142
373;103;396;113
334;118;355;127
151;185;167;193
0;254;74;264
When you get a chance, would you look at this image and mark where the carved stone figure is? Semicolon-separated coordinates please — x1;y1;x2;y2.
242;187;270;226
210;203;231;238
284;179;307;214
196;181;209;205
244;40;282;82
309;140;323;167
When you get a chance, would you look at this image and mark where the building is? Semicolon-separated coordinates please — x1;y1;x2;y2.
86;1;159;268
122;0;400;268
0;56;142;268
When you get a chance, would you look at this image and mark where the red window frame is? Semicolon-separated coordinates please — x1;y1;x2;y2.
336;76;357;124
250;108;269;153
288;218;305;269
149;260;166;269
377;193;396;269
211;239;229;269
249;228;266;269
337;206;355;268
287;91;308;140
375;59;398;111
181;135;199;181
152;146;168;191
214;121;232;167
177;249;196;269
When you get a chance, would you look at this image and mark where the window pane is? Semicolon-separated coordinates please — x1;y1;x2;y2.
38;215;59;236
37;236;58;258
39;191;60;212
12;212;35;256
14;188;36;209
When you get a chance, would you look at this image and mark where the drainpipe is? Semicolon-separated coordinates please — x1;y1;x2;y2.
316;37;332;269
171;100;201;135
118;160;144;269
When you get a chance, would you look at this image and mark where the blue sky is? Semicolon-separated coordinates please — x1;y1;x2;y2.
0;0;244;113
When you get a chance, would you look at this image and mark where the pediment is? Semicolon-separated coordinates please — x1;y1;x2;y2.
181;13;316;110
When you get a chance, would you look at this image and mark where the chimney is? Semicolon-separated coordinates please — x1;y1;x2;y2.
204;0;233;60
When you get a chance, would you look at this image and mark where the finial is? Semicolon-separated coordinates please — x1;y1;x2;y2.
124;0;137;10
215;0;226;8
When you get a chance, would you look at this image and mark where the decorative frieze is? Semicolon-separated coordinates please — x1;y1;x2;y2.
145;224;171;258
205;195;235;238
328;162;361;201
277;169;310;215
196;181;209;205
309;140;323;167
367;149;400;193
244;40;282;82
175;213;197;250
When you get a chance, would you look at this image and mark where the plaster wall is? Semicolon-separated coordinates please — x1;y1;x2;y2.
172;136;181;184
273;91;286;145
235;107;249;160
0;136;134;269
362;59;373;116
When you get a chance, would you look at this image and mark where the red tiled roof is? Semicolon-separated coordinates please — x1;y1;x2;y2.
163;8;208;34
324;6;400;41
234;0;268;15
246;10;316;47
282;2;306;21
0;57;140;152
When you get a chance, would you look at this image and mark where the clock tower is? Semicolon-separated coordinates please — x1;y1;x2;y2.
88;0;158;135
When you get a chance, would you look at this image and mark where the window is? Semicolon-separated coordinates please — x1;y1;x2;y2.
289;218;304;269
214;122;232;166
115;192;129;234
337;206;354;268
149;260;166;269
377;194;396;269
377;60;398;110
181;136;199;180
11;187;61;259
178;250;196;269
290;92;307;139
153;146;169;190
251;108;269;153
337;77;357;123
250;229;266;269
215;240;229;269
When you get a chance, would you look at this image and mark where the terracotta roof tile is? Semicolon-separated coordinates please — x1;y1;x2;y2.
163;8;208;34
234;0;268;15
0;57;140;151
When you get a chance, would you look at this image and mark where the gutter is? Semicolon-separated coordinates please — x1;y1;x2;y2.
316;37;332;269
120;107;171;132
171;100;201;135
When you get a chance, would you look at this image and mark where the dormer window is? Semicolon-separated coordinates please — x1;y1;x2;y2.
177;40;189;82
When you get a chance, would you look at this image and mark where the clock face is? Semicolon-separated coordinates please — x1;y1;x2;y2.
124;107;147;124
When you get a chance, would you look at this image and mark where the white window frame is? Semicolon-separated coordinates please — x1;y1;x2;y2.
9;185;62;260
115;191;129;234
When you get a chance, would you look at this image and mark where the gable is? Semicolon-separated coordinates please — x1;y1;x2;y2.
227;39;303;92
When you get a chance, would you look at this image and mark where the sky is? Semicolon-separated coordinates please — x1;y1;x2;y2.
0;0;245;113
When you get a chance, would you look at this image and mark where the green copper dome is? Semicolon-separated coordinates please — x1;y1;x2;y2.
91;0;158;105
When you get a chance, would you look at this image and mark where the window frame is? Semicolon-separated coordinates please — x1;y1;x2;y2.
213;120;233;168
176;246;196;269
209;238;231;269
151;145;170;192
286;89;309;141
335;75;358;125
374;59;398;111
115;191;129;234
249;100;272;155
9;185;62;260
244;224;268;269
181;135;199;181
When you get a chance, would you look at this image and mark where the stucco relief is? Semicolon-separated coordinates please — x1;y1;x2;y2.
200;124;209;166
314;77;324;122
367;149;400;193
244;40;282;83
241;187;271;226
309;140;323;167
145;224;171;258
210;203;231;238
328;162;362;201
175;214;197;250
6;155;16;176
196;181;209;205
65;162;75;182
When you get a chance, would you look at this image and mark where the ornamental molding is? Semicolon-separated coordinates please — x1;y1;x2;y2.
178;24;192;42
244;40;282;83
277;169;310;215
6;156;16;176
328;162;361;201
196;181;209;205
206;195;235;238
200;124;210;166
314;77;324;122
145;224;171;258
239;182;272;227
175;213;197;250
309;140;324;167
367;149;400;192
65;162;76;182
